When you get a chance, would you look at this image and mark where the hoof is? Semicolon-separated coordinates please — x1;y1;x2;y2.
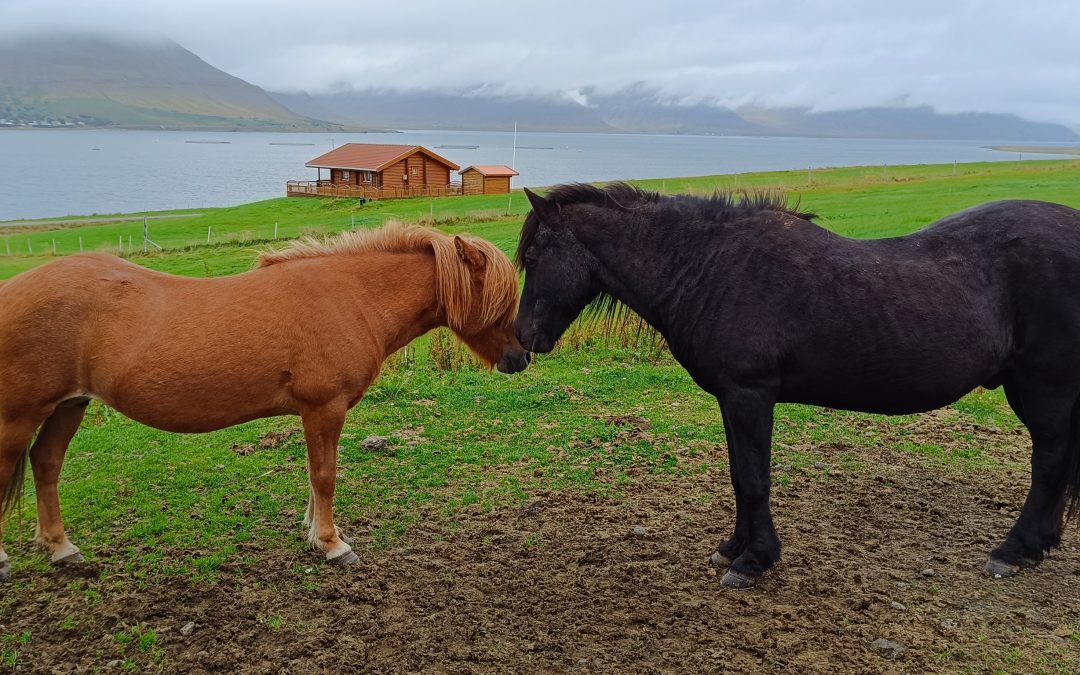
328;549;359;566
720;570;758;589
709;551;732;568
53;551;86;566
985;557;1020;579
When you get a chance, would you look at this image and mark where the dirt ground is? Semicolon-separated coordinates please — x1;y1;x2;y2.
4;417;1080;673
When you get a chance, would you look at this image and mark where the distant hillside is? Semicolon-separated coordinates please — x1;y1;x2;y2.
275;86;1079;141
271;89;616;133
0;35;345;131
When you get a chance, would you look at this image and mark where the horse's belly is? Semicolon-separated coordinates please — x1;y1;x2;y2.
780;358;996;415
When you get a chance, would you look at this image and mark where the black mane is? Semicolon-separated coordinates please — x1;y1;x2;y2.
515;182;815;267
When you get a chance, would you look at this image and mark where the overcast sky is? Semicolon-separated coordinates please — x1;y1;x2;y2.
4;0;1079;125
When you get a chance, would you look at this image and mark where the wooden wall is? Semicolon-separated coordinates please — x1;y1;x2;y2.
462;171;484;195
484;176;511;194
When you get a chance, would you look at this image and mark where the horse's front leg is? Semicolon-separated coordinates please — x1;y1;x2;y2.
300;403;357;565
713;387;780;588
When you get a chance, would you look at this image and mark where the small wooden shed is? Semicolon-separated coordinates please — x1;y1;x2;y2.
288;143;461;199
460;165;519;195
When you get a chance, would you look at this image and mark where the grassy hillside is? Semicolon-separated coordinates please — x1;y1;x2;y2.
1;158;1079;280
0;35;340;131
2;160;1079;672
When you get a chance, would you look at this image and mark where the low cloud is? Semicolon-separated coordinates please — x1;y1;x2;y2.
3;0;1079;124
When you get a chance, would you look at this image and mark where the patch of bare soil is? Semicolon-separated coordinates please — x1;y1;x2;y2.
4;419;1080;673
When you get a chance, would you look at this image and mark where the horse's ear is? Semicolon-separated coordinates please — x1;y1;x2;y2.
524;188;561;227
453;236;486;271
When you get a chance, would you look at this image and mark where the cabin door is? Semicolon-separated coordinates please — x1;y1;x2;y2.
406;155;425;194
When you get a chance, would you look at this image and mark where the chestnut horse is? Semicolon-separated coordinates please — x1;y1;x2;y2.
0;222;529;580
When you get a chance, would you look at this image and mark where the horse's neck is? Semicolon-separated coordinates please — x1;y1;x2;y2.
584;224;688;335
324;252;442;357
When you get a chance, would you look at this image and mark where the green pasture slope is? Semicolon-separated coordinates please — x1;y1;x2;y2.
2;159;1080;671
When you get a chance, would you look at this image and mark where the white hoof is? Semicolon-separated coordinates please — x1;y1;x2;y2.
49;540;82;564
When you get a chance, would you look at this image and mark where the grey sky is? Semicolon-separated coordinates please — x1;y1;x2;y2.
5;0;1079;124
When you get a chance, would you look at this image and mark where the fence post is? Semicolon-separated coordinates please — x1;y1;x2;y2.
79;237;83;252
52;239;57;254
28;240;32;254
207;226;212;243
274;222;278;239
119;236;123;254
143;217;149;253
5;239;9;256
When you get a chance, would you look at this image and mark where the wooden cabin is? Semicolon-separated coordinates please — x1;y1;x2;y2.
287;143;461;199
460;165;519;195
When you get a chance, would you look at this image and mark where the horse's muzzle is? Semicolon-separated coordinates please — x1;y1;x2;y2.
497;349;532;374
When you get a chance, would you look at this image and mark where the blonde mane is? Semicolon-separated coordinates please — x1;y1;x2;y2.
258;221;519;332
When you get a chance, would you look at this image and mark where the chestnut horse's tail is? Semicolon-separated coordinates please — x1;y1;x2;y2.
0;448;28;526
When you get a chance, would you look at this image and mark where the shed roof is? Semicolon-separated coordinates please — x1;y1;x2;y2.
460;165;520;177
306;143;460;172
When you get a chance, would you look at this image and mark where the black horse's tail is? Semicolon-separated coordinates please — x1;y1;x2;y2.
1067;402;1080;521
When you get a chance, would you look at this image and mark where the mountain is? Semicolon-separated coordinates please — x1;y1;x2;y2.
271;89;616;133
0;34;344;131
736;104;1079;141
276;86;1078;141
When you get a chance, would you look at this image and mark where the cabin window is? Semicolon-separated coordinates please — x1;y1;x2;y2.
411;167;419;176
362;171;372;183
341;170;351;181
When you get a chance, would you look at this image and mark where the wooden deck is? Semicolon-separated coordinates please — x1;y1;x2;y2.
286;180;463;200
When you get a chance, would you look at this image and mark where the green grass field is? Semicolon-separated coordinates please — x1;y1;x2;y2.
2;159;1080;672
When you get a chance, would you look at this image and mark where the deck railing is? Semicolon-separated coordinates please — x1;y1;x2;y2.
286;180;463;200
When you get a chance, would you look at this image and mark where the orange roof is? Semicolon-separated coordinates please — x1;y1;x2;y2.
460;165;520;177
306;143;460;172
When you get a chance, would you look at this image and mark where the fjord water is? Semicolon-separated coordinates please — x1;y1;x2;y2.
0;128;1071;221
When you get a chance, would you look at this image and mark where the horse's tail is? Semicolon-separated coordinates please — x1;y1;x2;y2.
0;448;28;526
1066;400;1080;521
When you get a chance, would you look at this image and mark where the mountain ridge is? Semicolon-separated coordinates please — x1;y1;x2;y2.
1;33;1076;140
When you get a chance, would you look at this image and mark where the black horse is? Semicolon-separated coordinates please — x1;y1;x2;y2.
515;183;1080;588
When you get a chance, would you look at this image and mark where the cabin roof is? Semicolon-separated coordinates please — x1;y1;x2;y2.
306;143;460;172
460;164;519;177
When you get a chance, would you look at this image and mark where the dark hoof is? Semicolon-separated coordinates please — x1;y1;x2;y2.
985;557;1020;578
328;550;359;566
709;551;732;568
720;570;758;589
53;551;85;566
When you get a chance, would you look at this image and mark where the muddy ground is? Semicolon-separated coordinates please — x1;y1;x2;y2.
3;416;1080;673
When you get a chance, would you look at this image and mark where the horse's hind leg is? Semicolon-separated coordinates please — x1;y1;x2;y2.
988;381;1077;577
29;403;87;564
0;417;45;581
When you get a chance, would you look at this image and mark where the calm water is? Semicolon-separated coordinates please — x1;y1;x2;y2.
0;129;1072;221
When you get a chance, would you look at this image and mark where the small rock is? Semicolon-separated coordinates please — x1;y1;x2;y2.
890;601;906;611
1052;626;1074;638
940;618;957;630
361;436;389;452
196;650;210;660
180;621;195;636
107;660;124;668
633;525;647;536
870;638;906;660
921;568;936;577
813;461;830;470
